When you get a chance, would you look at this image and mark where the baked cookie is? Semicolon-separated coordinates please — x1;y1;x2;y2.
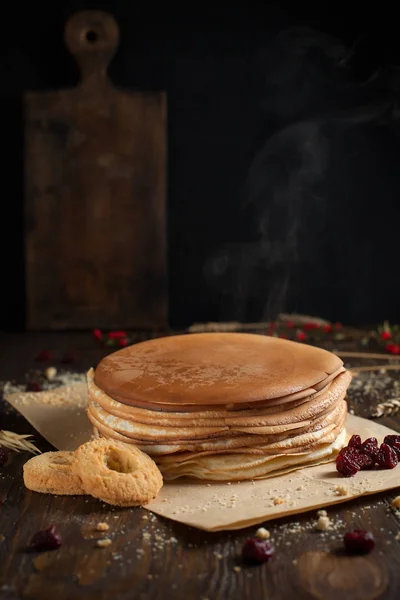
73;439;163;506
23;451;85;495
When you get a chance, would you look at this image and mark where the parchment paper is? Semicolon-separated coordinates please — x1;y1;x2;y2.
5;384;400;531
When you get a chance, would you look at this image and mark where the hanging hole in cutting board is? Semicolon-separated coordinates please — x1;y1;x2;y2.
85;30;99;43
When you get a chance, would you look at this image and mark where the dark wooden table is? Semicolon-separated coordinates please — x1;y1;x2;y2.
0;332;399;600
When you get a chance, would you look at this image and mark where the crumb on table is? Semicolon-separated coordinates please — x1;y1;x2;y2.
255;527;270;540
96;538;112;548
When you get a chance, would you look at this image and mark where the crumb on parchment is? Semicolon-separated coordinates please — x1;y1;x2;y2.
273;497;285;505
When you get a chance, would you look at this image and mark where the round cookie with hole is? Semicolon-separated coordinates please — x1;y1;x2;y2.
23;451;85;495
73;438;163;506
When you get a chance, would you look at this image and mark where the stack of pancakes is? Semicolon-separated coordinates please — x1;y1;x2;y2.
87;333;350;481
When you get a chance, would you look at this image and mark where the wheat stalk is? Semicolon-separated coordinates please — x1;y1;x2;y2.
0;430;40;454
371;399;400;418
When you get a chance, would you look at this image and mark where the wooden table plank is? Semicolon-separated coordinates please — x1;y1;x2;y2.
0;332;399;600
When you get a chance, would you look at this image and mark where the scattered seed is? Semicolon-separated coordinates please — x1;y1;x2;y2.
255;527;270;540
96;538;112;548
392;496;400;509
316;516;331;531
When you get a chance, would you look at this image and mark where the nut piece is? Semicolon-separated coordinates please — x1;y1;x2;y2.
96;538;112;548
317;509;327;517
316;516;331;531
334;485;348;496
45;367;57;381
273;497;285;505
391;496;400;510
96;522;109;532
255;527;270;540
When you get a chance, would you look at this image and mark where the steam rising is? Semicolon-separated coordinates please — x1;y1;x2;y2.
205;26;400;322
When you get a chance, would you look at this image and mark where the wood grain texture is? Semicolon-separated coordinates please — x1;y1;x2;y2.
24;11;167;330
0;331;400;600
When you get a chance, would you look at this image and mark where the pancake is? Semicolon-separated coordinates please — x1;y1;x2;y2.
87;368;350;427
90;333;350;480
149;429;348;481
87;398;347;454
94;333;343;408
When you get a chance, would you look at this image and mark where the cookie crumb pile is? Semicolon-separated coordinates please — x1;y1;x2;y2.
23;439;163;507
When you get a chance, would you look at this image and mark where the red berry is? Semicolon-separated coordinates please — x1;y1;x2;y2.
384;435;400;445
304;322;319;330
35;350;52;362
348;435;362;448
359;437;379;461
350;448;375;470
383;435;400;459
386;343;400;354
28;525;62;551
381;331;392;340
336;447;374;476
242;538;275;563
336;451;360;477
93;329;103;341
296;331;306;341
285;321;295;328
26;381;42;392
376;443;398;469
0;448;9;467
108;330;127;339
119;338;128;347
322;324;332;333
344;530;375;554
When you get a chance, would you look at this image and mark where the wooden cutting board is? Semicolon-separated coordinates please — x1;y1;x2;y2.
24;11;167;330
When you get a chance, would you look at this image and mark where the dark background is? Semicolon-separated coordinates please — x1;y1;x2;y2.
1;1;400;330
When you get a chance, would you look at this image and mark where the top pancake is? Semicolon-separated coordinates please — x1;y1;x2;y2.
94;333;343;408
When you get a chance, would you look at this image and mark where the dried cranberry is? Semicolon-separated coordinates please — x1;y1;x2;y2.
343;530;375;554
348;435;362;448
384;435;400;459
26;381;42;392
376;443;398;469
352;450;375;470
336;447;374;476
242;538;275;563
35;350;52;362
336;451;360;477
384;435;400;446
0;448;9;467
359;437;379;461
28;525;61;551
